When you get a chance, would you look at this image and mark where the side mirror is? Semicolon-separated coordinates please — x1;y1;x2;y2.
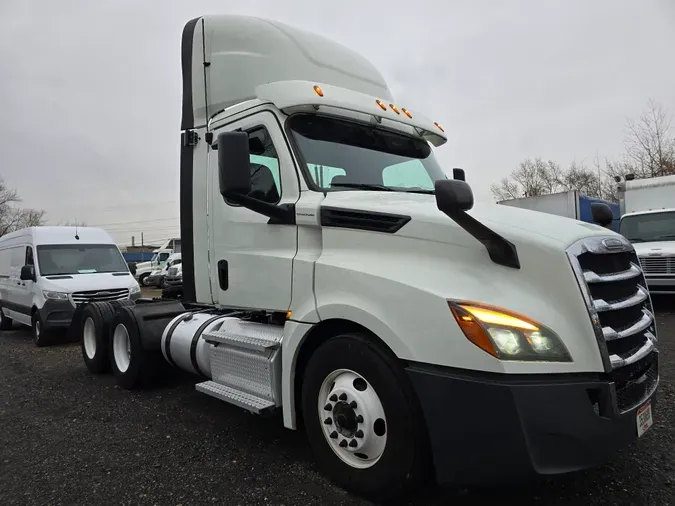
20;265;35;281
218;131;251;198
452;168;466;182
591;202;614;228
435;179;474;214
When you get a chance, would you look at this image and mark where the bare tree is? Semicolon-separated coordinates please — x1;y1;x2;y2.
625;99;675;178
0;178;46;236
491;157;602;201
58;220;88;226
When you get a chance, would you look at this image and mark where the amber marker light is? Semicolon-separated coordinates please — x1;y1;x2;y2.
389;104;401;114
313;85;324;97
401;107;412;118
376;99;387;111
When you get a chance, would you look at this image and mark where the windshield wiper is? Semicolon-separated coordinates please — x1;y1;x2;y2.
649;234;675;241
331;183;394;191
331;183;434;194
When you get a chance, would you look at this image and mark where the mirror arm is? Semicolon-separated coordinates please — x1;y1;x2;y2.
222;191;296;225
442;209;520;269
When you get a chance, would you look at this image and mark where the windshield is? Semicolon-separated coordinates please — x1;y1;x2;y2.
287;114;447;192
150;254;158;263
619;211;675;243
37;244;129;276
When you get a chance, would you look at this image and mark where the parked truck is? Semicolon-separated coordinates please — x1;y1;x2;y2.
133;238;181;286
498;190;621;232
618;174;675;294
74;15;659;501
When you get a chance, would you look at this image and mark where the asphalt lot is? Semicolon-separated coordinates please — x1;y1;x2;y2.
0;297;674;506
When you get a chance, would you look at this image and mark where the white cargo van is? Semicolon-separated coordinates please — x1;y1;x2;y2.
0;226;141;345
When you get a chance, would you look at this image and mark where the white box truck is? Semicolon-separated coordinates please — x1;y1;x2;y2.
498;190;621;232
618;174;675;294
74;15;659;501
0;226;141;345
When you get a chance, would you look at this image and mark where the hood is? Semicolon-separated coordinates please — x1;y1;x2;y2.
40;272;139;293
633;241;675;257
136;261;152;270
321;191;616;248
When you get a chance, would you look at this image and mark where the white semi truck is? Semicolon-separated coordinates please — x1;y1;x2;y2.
76;15;659;501
618;174;675;294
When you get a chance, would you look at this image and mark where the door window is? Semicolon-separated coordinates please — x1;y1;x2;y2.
25;246;34;266
225;126;281;205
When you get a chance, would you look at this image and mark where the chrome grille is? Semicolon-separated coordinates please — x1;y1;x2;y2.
638;255;675;275
71;288;129;304
567;236;658;413
167;267;178;276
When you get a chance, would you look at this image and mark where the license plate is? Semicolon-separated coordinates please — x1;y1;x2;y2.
637;402;653;437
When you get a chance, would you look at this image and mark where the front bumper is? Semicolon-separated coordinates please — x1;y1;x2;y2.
643;276;675;294
38;299;75;329
406;362;658;486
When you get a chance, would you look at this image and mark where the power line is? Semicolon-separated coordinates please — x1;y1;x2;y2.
55;199;179;213
90;216;179;228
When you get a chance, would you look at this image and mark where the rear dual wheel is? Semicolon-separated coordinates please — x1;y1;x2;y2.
81;300;135;374
301;333;430;502
109;307;163;389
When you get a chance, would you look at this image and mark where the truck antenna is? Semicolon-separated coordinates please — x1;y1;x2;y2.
75;224;80;240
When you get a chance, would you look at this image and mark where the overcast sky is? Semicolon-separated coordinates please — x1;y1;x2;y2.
1;0;674;246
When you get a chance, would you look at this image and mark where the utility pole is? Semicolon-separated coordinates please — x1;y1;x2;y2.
131;235;135;247
141;232;144;246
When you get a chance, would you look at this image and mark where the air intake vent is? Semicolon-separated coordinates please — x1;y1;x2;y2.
320;207;410;233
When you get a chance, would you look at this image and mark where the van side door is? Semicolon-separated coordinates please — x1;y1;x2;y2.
17;246;36;316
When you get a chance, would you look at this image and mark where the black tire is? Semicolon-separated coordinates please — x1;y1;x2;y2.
138;273;149;287
301;333;431;502
0;306;13;330
80;302;116;374
31;311;50;347
109;307;162;389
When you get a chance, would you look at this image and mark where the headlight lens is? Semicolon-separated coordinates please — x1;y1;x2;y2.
130;284;141;294
43;291;69;300
449;301;572;362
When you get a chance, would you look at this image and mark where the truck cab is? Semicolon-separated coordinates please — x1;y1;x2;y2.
619;174;675;294
77;15;659;502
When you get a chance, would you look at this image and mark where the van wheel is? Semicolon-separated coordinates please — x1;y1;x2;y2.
0;307;13;330
109;308;162;389
138;273;149;287
81;302;116;374
301;333;430;502
32;312;50;347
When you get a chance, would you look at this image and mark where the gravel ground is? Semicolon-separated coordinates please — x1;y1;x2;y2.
0;298;674;506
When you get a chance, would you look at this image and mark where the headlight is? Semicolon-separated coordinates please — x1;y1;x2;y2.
130;284;141;294
43;291;69;300
449;301;572;362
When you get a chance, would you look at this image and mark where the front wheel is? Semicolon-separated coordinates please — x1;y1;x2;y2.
138;273;149;287
301;333;430;502
31;311;50;347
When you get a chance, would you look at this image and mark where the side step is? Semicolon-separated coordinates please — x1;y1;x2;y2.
195;381;275;414
195;317;284;414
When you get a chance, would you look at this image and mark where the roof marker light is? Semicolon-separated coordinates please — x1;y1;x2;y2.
376;99;388;111
401;108;412;118
313;85;324;97
434;122;445;132
389;104;400;115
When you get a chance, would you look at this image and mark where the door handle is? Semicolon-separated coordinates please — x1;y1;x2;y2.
217;260;228;290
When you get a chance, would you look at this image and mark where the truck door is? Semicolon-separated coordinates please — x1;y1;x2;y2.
208;111;300;311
